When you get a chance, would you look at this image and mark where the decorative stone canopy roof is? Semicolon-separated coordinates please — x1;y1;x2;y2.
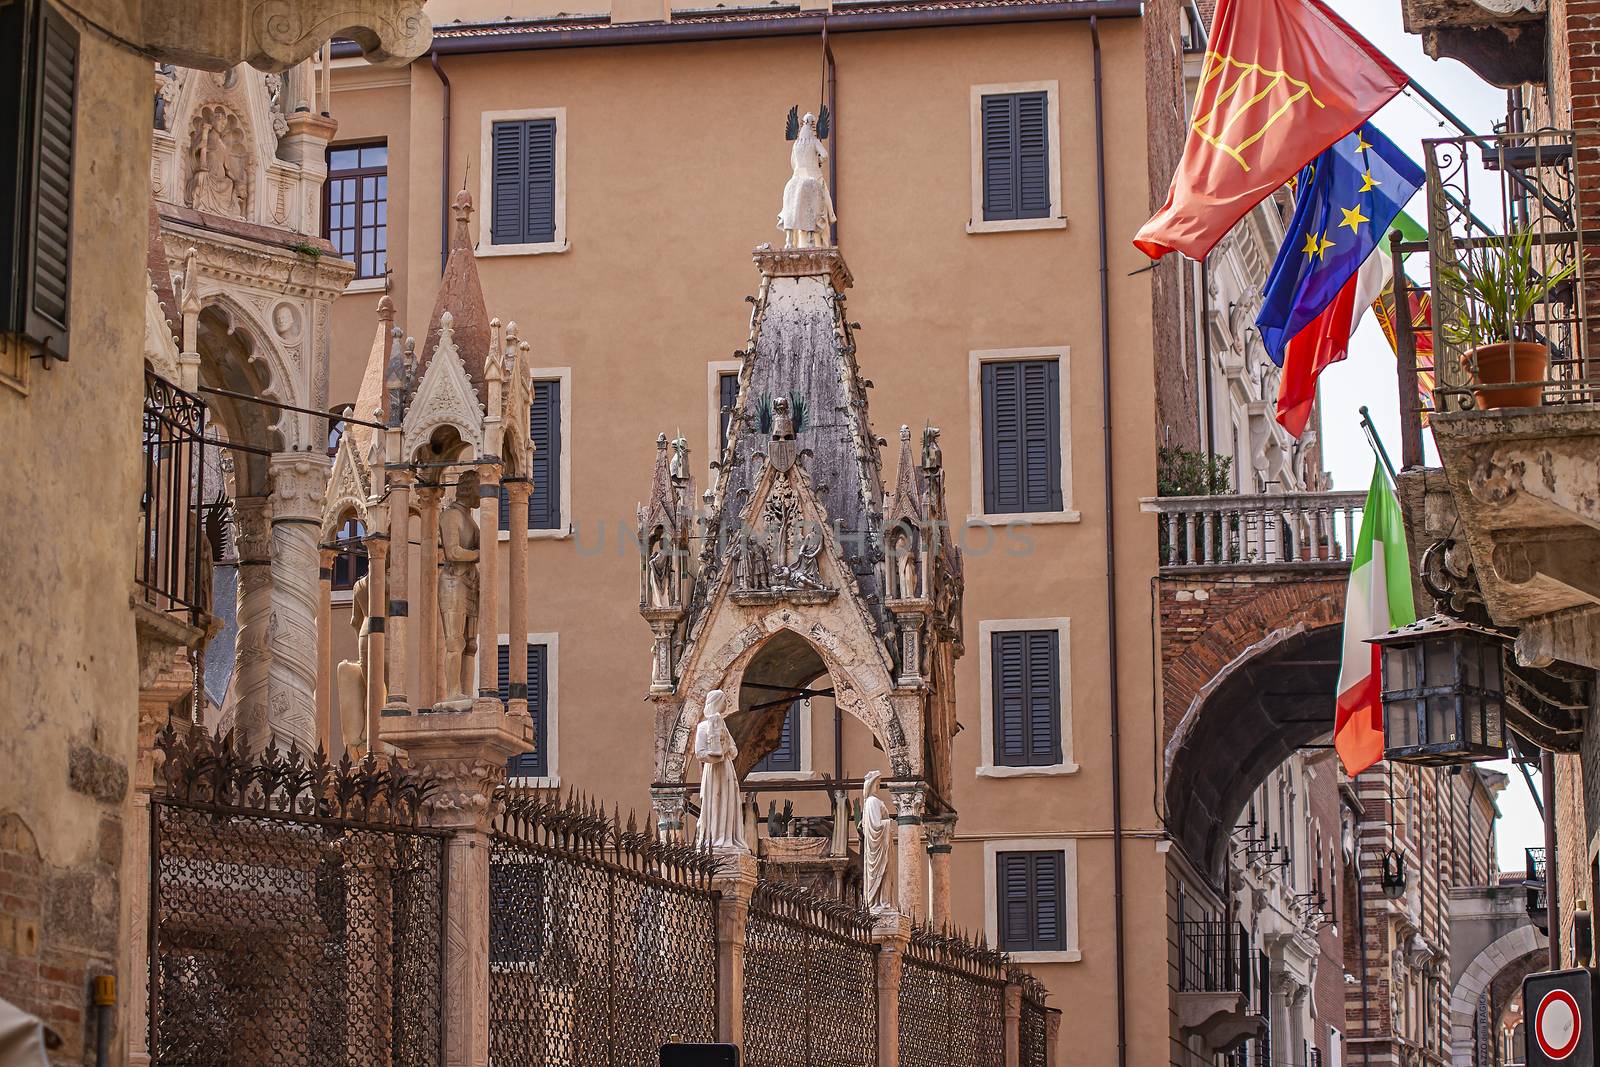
418;191;492;406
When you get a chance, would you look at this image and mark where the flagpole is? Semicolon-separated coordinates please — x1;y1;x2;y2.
1358;405;1399;484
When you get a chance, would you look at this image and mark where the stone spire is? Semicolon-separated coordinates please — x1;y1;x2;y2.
419;190;491;403
347;293;395;461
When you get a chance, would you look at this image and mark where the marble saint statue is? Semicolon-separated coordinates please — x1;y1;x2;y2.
779;112;835;249
695;689;746;850
438;471;482;706
860;770;894;912
335;573;372;752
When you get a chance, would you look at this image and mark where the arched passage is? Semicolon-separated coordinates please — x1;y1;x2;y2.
1448;924;1547;1067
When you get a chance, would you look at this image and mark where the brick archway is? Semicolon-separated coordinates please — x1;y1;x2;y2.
1160;573;1347;883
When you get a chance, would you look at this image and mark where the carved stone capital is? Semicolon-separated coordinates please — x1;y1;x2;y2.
888;783;926;822
752;245;854;291
269;451;330;524
922;813;957;853
234;495;274;561
141;1;433;74
380;705;533;832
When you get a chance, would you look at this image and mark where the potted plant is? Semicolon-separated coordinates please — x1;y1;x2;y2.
1439;228;1576;409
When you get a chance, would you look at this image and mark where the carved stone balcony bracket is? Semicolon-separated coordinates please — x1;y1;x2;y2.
1177;992;1265;1055
141;0;432;74
1401;0;1546;86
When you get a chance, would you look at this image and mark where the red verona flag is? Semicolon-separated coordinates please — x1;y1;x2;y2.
1134;0;1407;262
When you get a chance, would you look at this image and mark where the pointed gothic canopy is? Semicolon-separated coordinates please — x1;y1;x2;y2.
347;294;395;463
419;190;491;403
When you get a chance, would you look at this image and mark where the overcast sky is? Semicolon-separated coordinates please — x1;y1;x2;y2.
1314;2;1541;871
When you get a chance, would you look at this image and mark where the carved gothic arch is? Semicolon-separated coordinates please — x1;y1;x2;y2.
319;432;372;541
401;314;486;462
195;289;308;449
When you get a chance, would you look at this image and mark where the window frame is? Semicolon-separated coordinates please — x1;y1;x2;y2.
967;81;1066;235
967;347;1078;525
746;697;822;782
329;517;368;596
498;367;572;541
324;140;389;283
977;619;1075;777
707;360;743;474
983;838;1080;963
478;107;569;258
486;631;559;788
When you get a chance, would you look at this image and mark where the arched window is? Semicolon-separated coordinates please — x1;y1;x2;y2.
332;517;367;591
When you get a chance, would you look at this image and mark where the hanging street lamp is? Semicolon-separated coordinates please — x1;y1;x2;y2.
1372;614;1509;765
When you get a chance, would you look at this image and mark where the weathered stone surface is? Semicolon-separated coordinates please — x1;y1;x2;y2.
67;745;128;806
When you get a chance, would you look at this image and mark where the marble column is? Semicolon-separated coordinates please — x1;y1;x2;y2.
475;464;501;705
1002;981;1023;1067
267;453;328;754
381;704;532;1067
232;496;274;754
870;912;911;1067
364;531;388;753
890;784;927;923
384;474;412;712
316;545;336;749
924;814;957;926
415;487;442;710
503;479;531;716
710;851;759;1047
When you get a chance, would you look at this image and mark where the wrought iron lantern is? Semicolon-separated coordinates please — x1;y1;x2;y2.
1372;614;1508;765
1380;849;1407;901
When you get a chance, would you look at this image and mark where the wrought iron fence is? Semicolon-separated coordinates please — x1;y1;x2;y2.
1017;971;1052;1067
148;726;446;1067
896;925;1007;1067
1143;491;1366;572
1422;129;1598;409
140;370;211;626
488;792;720;1066
742;878;879;1067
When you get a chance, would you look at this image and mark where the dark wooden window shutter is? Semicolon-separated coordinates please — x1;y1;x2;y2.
752;701;801;774
982;359;1061;514
997;849;1067;952
1;0;77;360
490;118;556;246
718;371;740;454
504;642;550;778
981;91;1050;223
992;629;1061;767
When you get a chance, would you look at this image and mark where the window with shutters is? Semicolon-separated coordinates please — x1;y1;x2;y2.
325;142;387;281
749;699;806;776
968;82;1063;234
499;374;567;535
330;518;368;593
718;371;740;455
978;618;1074;776
706;361;742;468
990;629;1060;767
970;349;1074;521
1;0;79;369
991;846;1076;958
498;637;556;782
480;108;567;255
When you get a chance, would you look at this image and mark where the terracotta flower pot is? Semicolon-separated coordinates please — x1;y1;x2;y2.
1462;341;1548;409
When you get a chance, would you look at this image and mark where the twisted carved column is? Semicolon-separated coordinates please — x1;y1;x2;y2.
267;452;328;754
232;496;274;755
316;545;336;748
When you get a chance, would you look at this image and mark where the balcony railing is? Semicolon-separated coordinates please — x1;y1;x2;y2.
1525;847;1549;925
1416;129;1599;416
1143;491;1367;573
138;369;210;627
1178;920;1252;996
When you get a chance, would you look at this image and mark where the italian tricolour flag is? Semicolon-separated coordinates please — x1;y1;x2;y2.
1334;464;1417;776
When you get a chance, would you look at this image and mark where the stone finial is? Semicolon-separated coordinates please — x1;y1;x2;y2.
377;293;395;327
899;424;911;443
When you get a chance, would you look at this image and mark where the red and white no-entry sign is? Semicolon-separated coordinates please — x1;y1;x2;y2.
1535;987;1583;1061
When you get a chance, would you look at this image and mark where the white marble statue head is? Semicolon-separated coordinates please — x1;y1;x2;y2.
863;769;881;797
704;688;727;721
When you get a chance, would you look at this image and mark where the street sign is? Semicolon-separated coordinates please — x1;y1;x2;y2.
660;1043;739;1067
1524;968;1595;1065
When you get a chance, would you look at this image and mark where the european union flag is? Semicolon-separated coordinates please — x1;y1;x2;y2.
1256;123;1423;365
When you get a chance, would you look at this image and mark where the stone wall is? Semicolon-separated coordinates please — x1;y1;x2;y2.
0;2;150;1060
